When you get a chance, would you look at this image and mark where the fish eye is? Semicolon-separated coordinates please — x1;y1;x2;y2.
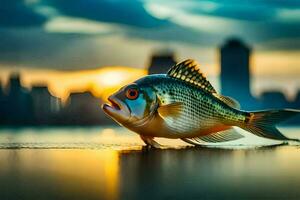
126;88;139;100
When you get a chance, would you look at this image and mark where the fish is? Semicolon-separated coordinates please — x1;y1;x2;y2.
102;59;300;148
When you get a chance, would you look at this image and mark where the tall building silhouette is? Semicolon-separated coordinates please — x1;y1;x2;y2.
260;91;288;109
6;73;34;124
294;91;300;108
0;83;5;123
148;52;177;74
220;39;257;109
60;91;113;125
31;85;61;124
0;83;3;97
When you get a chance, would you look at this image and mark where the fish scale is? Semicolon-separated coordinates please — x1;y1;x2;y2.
145;76;246;135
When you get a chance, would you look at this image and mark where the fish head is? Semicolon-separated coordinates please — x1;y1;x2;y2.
102;82;158;127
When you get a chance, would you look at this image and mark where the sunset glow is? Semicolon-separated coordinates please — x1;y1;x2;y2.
93;67;147;100
0;66;146;102
97;70;128;87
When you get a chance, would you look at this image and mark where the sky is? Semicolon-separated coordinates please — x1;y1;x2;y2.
0;0;299;98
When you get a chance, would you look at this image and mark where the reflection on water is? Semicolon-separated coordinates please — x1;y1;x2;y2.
0;126;299;149
0;127;300;200
0;149;119;200
119;147;300;200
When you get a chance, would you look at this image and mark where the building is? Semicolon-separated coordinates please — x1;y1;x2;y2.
148;52;177;74
6;73;33;125
0;73;115;126
61;91;113;125
293;91;300;109
260;91;289;109
31;85;61;125
0;83;5;123
0;83;3;97
220;39;258;109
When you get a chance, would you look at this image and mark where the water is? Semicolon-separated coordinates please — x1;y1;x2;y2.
0;126;300;200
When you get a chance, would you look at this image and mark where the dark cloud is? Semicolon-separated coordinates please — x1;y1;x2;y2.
41;0;168;28
124;23;222;47
140;0;300;46
124;21;300;51
0;0;46;27
0;28;145;70
0;28;96;69
0;0;299;70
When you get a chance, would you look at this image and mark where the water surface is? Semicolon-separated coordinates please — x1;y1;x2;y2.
0;127;300;200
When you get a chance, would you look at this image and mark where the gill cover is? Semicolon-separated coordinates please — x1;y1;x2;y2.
124;84;158;126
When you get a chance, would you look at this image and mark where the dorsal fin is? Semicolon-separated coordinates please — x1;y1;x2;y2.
213;94;241;109
167;59;216;94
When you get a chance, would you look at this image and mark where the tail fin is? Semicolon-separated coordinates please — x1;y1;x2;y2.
240;109;300;141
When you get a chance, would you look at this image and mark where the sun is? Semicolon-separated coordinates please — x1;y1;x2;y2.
97;70;128;87
92;67;146;100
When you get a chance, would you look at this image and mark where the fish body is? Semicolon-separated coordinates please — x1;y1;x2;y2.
102;59;300;146
131;74;244;138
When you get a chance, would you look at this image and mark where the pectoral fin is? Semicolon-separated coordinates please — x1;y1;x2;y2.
181;128;244;145
157;102;183;119
140;135;163;148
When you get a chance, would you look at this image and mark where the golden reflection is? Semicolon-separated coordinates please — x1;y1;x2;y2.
0;149;120;200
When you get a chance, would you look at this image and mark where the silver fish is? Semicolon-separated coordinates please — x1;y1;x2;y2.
102;59;300;147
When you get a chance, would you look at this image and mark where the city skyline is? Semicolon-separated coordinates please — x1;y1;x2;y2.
1;38;299;126
1;40;299;102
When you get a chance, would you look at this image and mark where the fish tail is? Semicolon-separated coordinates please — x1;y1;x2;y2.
239;109;300;141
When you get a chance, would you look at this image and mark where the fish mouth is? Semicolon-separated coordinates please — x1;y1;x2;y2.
102;96;121;111
107;97;121;110
102;96;130;122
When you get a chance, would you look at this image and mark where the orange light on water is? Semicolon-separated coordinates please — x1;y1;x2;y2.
0;149;120;200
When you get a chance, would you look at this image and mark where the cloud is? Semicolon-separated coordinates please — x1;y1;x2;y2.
1;0;298;48
144;1;300;46
146;0;273;21
0;28;89;69
0;0;299;71
0;28;154;69
40;0;168;28
44;16;117;34
0;0;46;27
276;9;300;22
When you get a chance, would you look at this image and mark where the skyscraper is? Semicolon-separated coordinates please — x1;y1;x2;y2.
31;85;61;125
148;52;177;74
6;73;34;124
61;91;113;125
0;83;5;123
220;39;257;109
